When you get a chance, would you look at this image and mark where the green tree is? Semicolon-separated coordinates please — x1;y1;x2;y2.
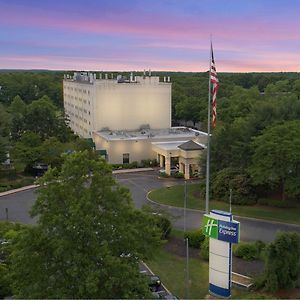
9;95;26;115
39;137;65;169
0;104;11;163
249;120;300;200
175;96;201;125
263;232;300;292
24;96;58;140
0;103;11;137
10;151;160;298
211;168;256;205
12;132;42;168
0;222;26;298
9;95;27;141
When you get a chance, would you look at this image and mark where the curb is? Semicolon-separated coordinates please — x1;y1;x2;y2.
146;191;300;228
0;168;153;197
142;261;172;296
112;168;153;174
0;184;39;197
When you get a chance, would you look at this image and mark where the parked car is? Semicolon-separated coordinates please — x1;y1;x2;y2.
148;274;161;291
152;290;179;300
159;166;179;175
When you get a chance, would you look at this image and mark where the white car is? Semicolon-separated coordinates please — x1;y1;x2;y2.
159;166;179;175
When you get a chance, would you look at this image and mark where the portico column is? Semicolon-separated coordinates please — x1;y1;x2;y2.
179;162;184;173
159;154;164;168
184;163;190;179
165;156;171;175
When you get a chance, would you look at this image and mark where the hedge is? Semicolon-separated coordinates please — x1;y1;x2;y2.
184;229;205;248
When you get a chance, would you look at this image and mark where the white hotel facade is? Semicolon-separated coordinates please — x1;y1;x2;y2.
63;72;207;179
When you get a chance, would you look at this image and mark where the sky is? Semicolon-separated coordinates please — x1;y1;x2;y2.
0;0;300;72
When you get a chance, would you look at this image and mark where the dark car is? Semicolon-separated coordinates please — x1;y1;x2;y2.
152;291;179;300
148;274;161;291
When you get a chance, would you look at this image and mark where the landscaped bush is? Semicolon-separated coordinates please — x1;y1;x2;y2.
0;177;35;192
159;172;170;178
233;241;262;260
111;160;157;170
111;164;123;170
130;161;138;168
257;198;295;208
184;229;205;248
0;169;17;180
173;172;184;179
263;232;300;292
156;215;172;239
200;236;209;260
140;159;158;167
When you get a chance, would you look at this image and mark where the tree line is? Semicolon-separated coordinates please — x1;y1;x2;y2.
1;70;300;201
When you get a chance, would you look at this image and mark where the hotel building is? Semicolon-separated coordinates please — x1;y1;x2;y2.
63;72;207;179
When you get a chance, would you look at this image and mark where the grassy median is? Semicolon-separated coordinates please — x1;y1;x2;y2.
148;184;300;225
147;231;274;299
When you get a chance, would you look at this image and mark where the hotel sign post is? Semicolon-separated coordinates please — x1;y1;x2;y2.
202;210;240;298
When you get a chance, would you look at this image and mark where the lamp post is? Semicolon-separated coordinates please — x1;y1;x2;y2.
184;180;189;299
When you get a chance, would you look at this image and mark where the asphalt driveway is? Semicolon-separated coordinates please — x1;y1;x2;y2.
1;170;300;242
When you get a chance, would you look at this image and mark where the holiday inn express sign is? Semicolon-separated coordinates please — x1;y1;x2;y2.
202;210;240;298
203;214;240;244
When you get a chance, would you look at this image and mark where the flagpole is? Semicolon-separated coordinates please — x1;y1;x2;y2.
205;41;212;214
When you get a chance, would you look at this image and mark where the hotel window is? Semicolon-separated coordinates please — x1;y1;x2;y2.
123;153;130;164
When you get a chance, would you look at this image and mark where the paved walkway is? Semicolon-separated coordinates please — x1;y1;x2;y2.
0;184;39;197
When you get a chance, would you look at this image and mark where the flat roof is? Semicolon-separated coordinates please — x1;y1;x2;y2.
93;127;208;141
152;140;206;151
152;141;187;151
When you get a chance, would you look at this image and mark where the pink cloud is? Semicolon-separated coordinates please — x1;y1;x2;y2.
1;3;300;43
1;53;300;72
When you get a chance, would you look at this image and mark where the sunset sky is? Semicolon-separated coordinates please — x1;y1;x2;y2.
1;0;300;72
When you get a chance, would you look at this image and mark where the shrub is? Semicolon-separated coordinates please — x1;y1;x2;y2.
200;237;209;260
20;177;35;186
111;164;123;170
173;172;184;179
184;229;205;248
130;161;138;168
140;159;151;167
156;215;172;239
233;242;261;260
0;169;17;180
159;172;170;178
263;232;300;292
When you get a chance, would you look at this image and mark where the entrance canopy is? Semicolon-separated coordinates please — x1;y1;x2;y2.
152;140;205;179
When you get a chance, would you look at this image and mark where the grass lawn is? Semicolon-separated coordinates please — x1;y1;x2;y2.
0;173;35;192
147;247;272;299
148;184;300;225
147;248;208;299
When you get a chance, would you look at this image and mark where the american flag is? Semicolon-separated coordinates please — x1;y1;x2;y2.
210;45;219;128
